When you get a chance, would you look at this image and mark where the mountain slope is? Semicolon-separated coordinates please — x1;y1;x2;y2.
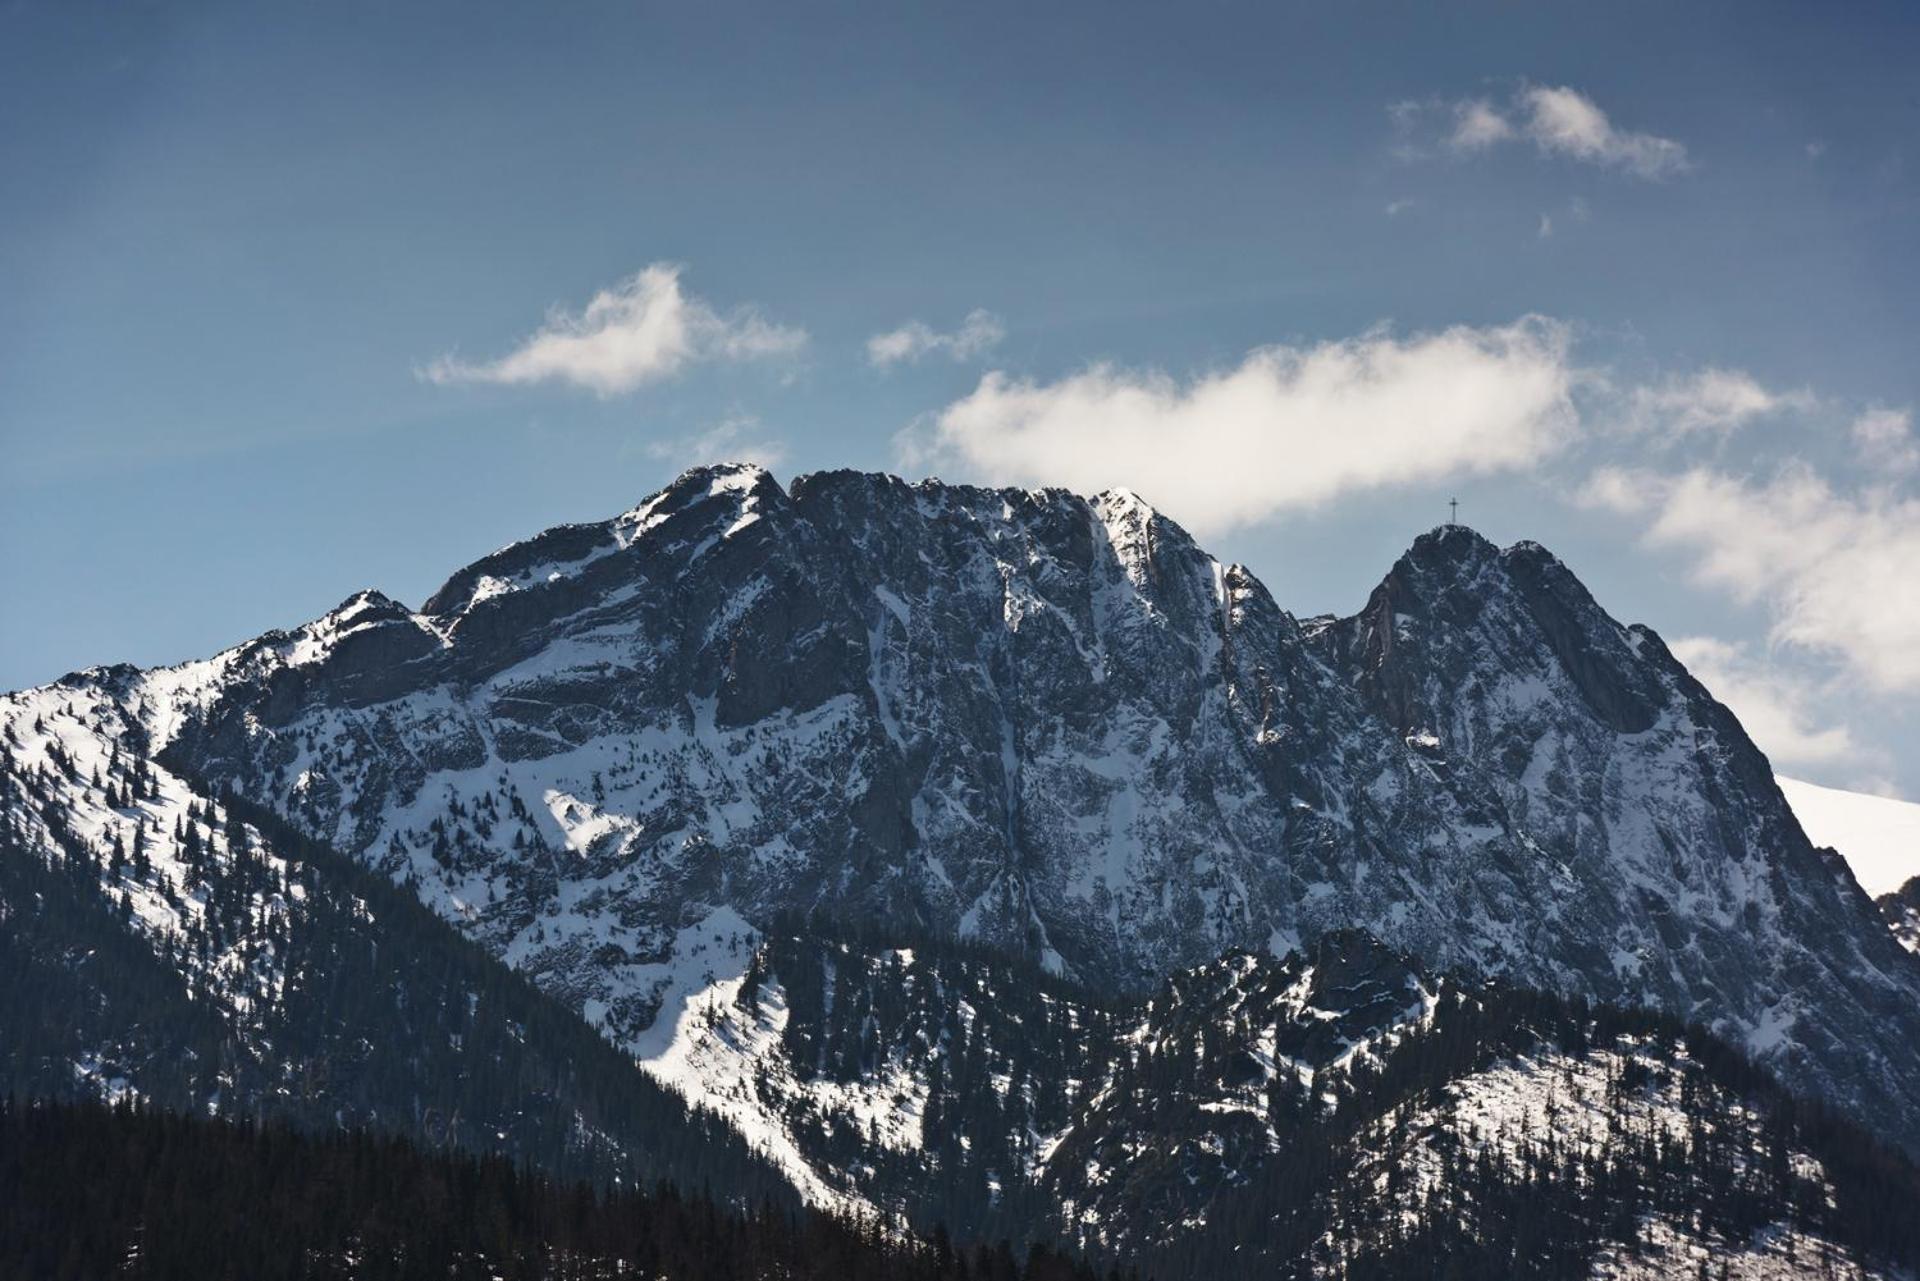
0;681;797;1203
1778;775;1920;897
632;922;1920;1279
1308;526;1920;1149
5;464;1919;1155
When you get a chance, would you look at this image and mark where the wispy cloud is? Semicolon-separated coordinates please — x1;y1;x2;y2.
868;309;1006;367
643;414;788;471
1517;85;1689;178
1399;83;1689;180
1625;368;1810;439
422;264;805;397
1448;98;1516;151
900;317;1578;536
1852;407;1919;474
1583;461;1920;694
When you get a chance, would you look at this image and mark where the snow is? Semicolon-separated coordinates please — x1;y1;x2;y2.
1355;1034;1869;1277
0;684;302;1038
1778;775;1920;896
633;925;929;1215
1590;1216;1883;1280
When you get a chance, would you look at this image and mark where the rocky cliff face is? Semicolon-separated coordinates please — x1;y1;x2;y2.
10;463;1919;1151
1311;527;1920;1144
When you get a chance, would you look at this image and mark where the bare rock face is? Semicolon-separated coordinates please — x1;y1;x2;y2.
1312;527;1920;1143
20;463;1920;1150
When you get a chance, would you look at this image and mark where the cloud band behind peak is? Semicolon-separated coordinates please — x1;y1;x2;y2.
902;317;1578;535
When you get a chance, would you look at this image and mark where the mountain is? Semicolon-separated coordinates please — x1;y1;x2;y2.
13;737;1913;1279
1778;775;1920;897
605;920;1920;1278
4;464;1919;1162
1301;526;1920;1143
0;688;795;1203
13;931;1915;1280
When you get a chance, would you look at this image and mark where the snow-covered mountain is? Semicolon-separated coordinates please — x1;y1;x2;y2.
1778;775;1920;897
625;921;1911;1277
0;677;798;1202
5;462;1919;1162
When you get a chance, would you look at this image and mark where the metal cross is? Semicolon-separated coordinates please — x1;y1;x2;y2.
1449;497;1458;525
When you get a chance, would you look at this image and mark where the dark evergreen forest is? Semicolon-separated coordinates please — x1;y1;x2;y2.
0;1097;1124;1281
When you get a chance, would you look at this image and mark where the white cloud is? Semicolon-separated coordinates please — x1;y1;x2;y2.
1384;197;1418;217
422;264;805;397
1852;407;1919;474
901;317;1579;536
1411;83;1688;180
1583;462;1920;693
1626;368;1807;438
643;415;787;471
1537;213;1554;239
868;310;1006;367
1517;85;1689;179
1665;636;1864;768
1449;99;1516;151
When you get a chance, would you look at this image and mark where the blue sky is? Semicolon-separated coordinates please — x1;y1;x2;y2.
3;1;1917;794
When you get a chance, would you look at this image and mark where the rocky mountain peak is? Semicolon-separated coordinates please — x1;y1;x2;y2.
329;587;410;619
1401;520;1501;568
419;462;787;626
1320;525;1666;738
615;461;786;537
10;465;1920;1155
